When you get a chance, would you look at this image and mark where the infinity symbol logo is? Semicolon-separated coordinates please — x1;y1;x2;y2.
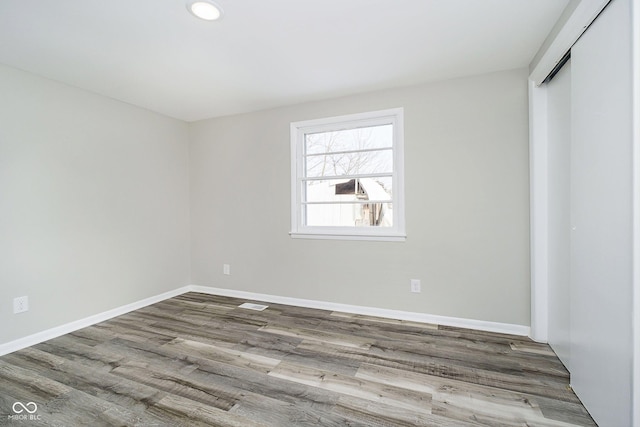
12;402;38;414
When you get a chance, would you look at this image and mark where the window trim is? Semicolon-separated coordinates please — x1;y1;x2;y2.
290;108;406;242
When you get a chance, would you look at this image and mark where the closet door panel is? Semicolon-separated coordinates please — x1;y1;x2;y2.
546;60;572;370
570;0;633;425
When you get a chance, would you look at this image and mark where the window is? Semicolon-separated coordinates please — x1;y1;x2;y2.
290;108;405;241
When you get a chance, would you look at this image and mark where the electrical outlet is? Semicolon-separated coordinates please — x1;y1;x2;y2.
223;264;231;275
13;296;29;314
410;279;421;293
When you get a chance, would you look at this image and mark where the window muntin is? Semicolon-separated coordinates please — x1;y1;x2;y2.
305;148;393;178
290;109;405;241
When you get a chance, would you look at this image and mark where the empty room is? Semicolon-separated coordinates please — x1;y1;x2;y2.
0;0;638;426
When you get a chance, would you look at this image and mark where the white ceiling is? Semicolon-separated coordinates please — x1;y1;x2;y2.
0;0;568;122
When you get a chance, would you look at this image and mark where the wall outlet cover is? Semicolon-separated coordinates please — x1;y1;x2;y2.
13;296;29;314
410;279;421;293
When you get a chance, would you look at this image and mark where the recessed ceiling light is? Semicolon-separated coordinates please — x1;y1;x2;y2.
187;1;223;21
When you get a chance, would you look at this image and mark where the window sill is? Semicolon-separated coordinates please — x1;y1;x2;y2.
289;232;406;242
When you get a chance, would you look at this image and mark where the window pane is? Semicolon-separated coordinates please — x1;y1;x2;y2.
305;124;393;155
291;108;404;240
305;149;392;178
305;177;392;203
305;202;393;227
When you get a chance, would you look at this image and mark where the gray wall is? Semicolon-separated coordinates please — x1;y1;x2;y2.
190;68;531;326
0;64;532;347
0;64;191;344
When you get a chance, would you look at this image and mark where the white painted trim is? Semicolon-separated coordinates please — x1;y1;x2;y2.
0;286;191;357
289;108;406;241
632;1;640;425
191;285;531;337
528;0;614;347
528;1;611;346
0;283;531;357
529;79;549;343
527;0;610;347
289;232;406;242
530;0;610;85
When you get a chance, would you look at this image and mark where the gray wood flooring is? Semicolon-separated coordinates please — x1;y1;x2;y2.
0;292;596;426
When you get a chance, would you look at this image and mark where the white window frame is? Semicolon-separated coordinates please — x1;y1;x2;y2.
290;108;406;241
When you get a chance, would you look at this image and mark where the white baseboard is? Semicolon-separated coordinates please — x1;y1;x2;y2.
191;285;531;337
0;286;191;356
0;284;530;357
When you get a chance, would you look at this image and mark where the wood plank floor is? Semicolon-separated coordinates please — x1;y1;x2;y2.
0;292;596;426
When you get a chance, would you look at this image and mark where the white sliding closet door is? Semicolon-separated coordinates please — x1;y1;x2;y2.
546;59;572;371
570;0;633;425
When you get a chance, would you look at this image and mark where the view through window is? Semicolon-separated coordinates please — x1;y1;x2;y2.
290;109;405;241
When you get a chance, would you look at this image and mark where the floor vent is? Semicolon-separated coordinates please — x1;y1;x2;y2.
238;302;269;311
